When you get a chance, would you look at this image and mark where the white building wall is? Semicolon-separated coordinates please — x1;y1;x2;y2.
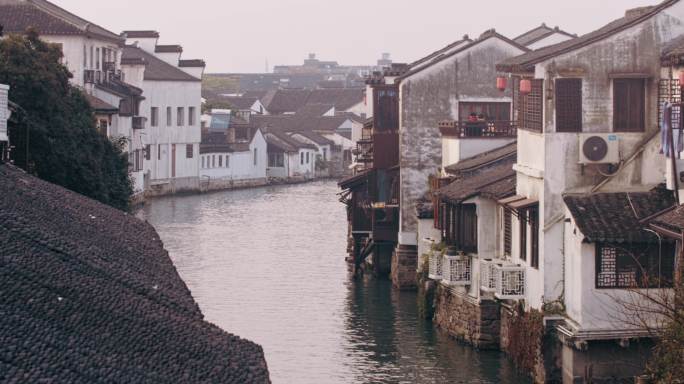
42;35;121;88
138;80;201;183
199;130;267;181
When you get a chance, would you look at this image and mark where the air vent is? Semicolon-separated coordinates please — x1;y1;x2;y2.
579;134;620;164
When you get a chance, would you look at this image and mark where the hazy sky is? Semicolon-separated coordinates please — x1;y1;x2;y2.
54;0;656;73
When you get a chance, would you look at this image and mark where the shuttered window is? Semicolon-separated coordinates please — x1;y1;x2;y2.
517;79;544;133
459;204;478;253
555;78;582;132
519;210;527;262
530;206;539;269
503;208;512;256
613;78;645;132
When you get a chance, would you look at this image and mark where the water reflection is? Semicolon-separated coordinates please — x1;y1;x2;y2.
142;181;529;384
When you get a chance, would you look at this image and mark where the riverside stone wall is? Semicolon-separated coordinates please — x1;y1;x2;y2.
391;245;418;290
433;284;501;349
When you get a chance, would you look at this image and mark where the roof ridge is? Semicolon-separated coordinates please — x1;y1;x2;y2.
498;0;680;72
398;30;529;80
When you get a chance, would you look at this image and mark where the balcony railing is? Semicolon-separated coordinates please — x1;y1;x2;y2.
438;120;517;138
103;61;116;72
132;116;146;130
84;70;95;84
480;259;499;293
442;252;472;286
428;250;443;280
494;264;525;300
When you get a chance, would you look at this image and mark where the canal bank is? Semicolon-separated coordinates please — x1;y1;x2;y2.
143;180;530;383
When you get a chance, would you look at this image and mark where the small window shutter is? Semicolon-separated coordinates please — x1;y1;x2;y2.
614;78;645;132
556;79;582;132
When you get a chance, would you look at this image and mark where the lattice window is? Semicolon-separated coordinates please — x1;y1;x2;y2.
495;265;526;299
443;254;471;286
517;79;543;133
596;243;676;289
658;79;682;130
555;78;582;132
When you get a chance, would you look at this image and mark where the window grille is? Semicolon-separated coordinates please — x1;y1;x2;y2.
442;254;471;286
494;264;525;299
555;78;582;132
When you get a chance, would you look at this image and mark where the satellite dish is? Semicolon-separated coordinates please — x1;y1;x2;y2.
582;136;609;162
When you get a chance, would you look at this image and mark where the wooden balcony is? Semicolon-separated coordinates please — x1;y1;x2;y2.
132;116;146;130
438;120;517;138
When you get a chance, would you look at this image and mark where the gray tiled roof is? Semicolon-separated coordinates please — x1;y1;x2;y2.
513;23;576;47
444;142;517;176
0;164;270;383
437;158;517;203
0;0;124;45
498;0;679;72
564;186;676;243
122;46;200;82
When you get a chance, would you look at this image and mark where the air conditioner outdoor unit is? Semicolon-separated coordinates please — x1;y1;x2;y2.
578;134;620;164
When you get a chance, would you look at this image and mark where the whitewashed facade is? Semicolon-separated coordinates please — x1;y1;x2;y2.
200;129;268;184
0;0;147;196
121;32;205;195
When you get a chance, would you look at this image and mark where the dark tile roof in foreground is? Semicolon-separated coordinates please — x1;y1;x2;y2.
122;46;201;82
437;158;516;204
564;185;676;243
0;164;269;383
0;0;124;45
498;0;679;72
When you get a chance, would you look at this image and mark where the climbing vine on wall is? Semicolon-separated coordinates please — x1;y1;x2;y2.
507;305;544;374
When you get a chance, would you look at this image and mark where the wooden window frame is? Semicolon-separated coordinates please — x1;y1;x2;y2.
517;79;544;133
530;205;539;269
503;207;512;257
613;78;646;132
185;144;193;159
596;242;676;289
519;209;528;262
555;78;582;132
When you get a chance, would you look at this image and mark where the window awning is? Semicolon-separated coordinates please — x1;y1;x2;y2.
499;195;539;211
498;195;526;206
509;198;539;210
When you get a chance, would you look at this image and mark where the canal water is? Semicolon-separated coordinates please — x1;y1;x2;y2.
142;181;530;384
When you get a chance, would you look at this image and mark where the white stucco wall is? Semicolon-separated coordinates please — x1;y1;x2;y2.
42;35;121;88
564;214;673;333
136;80;201;182
200;130;267;181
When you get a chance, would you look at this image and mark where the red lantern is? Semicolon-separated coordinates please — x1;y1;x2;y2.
496;76;507;91
678;71;684;87
519;79;532;95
